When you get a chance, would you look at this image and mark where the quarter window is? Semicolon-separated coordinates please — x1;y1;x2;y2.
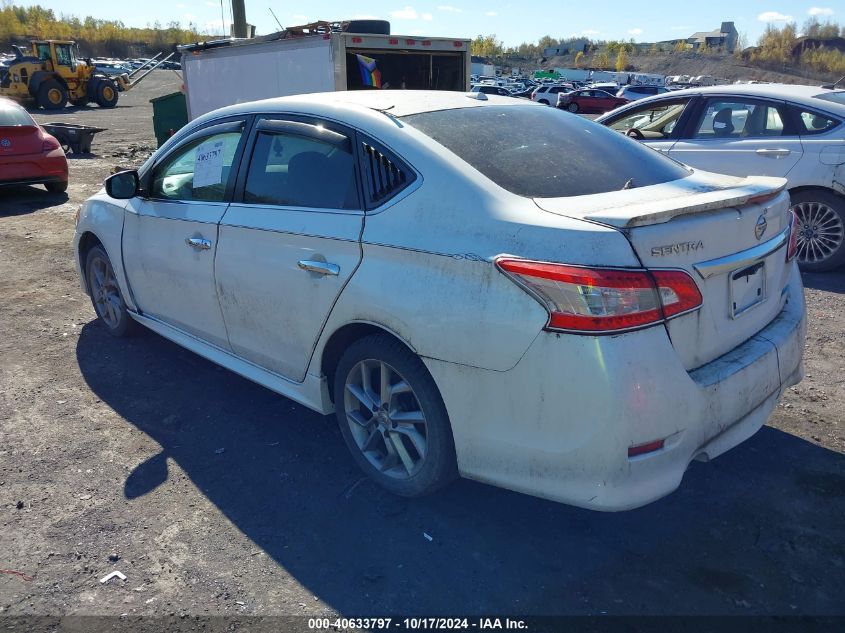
693;100;787;139
243;130;359;210
150;130;243;202
795;108;839;135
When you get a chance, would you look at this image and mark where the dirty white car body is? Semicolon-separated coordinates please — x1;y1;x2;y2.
597;85;845;271
74;91;806;510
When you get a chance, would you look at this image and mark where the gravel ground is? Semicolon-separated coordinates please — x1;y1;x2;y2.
0;73;843;620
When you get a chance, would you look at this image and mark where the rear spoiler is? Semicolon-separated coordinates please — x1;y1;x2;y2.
574;176;786;229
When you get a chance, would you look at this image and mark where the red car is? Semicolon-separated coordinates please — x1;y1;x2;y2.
556;89;629;114
0;97;68;193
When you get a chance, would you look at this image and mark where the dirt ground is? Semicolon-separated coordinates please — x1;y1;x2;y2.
0;72;843;621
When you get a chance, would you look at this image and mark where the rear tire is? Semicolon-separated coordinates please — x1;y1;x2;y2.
333;334;458;498
790;190;845;272
45;181;68;193
37;79;68;110
85;245;137;337
94;80;119;108
567;102;579;113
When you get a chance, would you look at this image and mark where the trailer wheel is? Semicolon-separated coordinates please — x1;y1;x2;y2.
37;79;68;110
94;80;119;108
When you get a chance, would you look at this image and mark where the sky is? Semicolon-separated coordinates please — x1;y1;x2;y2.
19;0;840;47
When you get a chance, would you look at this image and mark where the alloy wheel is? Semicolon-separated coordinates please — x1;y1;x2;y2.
89;254;122;329
792;200;845;265
343;359;428;479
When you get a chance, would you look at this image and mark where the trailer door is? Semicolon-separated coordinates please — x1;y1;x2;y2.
345;48;465;91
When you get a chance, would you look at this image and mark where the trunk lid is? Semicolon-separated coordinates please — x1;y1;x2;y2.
0;125;43;157
534;171;793;370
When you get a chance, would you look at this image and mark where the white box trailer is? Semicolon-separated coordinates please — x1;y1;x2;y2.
181;30;471;119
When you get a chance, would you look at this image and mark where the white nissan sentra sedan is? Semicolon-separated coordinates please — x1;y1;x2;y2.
73;91;806;510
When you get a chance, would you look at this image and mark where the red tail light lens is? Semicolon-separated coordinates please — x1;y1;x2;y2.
41;134;60;152
496;259;702;334
786;209;799;262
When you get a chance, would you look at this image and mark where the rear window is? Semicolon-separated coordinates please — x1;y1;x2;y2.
401;105;690;198
814;91;845;105
0;104;34;127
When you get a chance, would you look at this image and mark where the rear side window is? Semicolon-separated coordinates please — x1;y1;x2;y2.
244;130;359;210
401;105;690;198
0;105;34;126
359;138;414;208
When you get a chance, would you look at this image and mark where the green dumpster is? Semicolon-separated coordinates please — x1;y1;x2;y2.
150;91;188;148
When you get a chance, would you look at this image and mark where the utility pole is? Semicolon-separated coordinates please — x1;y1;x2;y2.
232;0;248;38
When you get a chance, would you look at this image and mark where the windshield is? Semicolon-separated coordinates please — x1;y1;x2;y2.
401;105;690;198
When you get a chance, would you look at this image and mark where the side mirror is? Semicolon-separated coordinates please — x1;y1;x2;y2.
105;169;139;199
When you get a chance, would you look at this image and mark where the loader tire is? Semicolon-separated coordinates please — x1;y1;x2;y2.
37;79;68;110
94;80;119;108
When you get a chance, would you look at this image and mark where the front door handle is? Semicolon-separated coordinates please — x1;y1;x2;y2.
298;260;340;276
755;148;791;158
185;237;212;250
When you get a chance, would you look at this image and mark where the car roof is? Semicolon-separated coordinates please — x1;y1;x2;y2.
649;84;845;114
205;89;540;120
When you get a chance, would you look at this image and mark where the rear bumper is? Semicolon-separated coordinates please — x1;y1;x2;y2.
0;149;68;186
425;264;806;510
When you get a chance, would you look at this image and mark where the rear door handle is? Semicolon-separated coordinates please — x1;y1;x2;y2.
298;260;340;276
755;148;791;158
185;237;212;250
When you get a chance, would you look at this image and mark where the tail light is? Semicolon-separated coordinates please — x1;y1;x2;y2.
786;209;799;262
496;258;702;334
42;134;60;152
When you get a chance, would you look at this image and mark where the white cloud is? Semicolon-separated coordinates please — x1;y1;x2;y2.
437;5;462;12
184;12;196;20
758;11;793;22
485;11;498;16
808;7;834;16
628;28;643;35
391;6;419;19
175;2;185;7
204;1;216;6
422;12;433;20
581;29;600;36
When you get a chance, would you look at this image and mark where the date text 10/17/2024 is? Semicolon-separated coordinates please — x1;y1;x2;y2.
308;618;529;630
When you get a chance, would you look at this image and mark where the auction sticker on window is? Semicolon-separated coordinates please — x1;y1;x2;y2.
193;139;225;188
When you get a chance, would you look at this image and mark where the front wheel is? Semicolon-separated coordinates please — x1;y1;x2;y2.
85;245;137;336
334;334;458;497
790;190;845;272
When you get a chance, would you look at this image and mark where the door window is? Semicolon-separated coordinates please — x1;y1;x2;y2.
243;129;359;210
693;100;787;139
607;100;689;139
150;130;243;202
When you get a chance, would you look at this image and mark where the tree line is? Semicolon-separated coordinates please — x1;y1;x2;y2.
0;2;204;57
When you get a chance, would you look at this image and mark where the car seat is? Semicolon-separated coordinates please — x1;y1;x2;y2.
712;107;735;137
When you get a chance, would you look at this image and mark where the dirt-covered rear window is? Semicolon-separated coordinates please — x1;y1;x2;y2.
401;105;690;198
0;103;35;127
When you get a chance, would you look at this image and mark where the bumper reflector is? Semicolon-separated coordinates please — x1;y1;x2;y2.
628;439;665;458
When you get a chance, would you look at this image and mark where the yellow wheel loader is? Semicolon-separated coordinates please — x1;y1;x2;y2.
0;40;172;110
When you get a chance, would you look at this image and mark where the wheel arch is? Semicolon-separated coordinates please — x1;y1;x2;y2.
77;231;104;295
28;70;66;97
788;184;845;204
319;321;419;403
